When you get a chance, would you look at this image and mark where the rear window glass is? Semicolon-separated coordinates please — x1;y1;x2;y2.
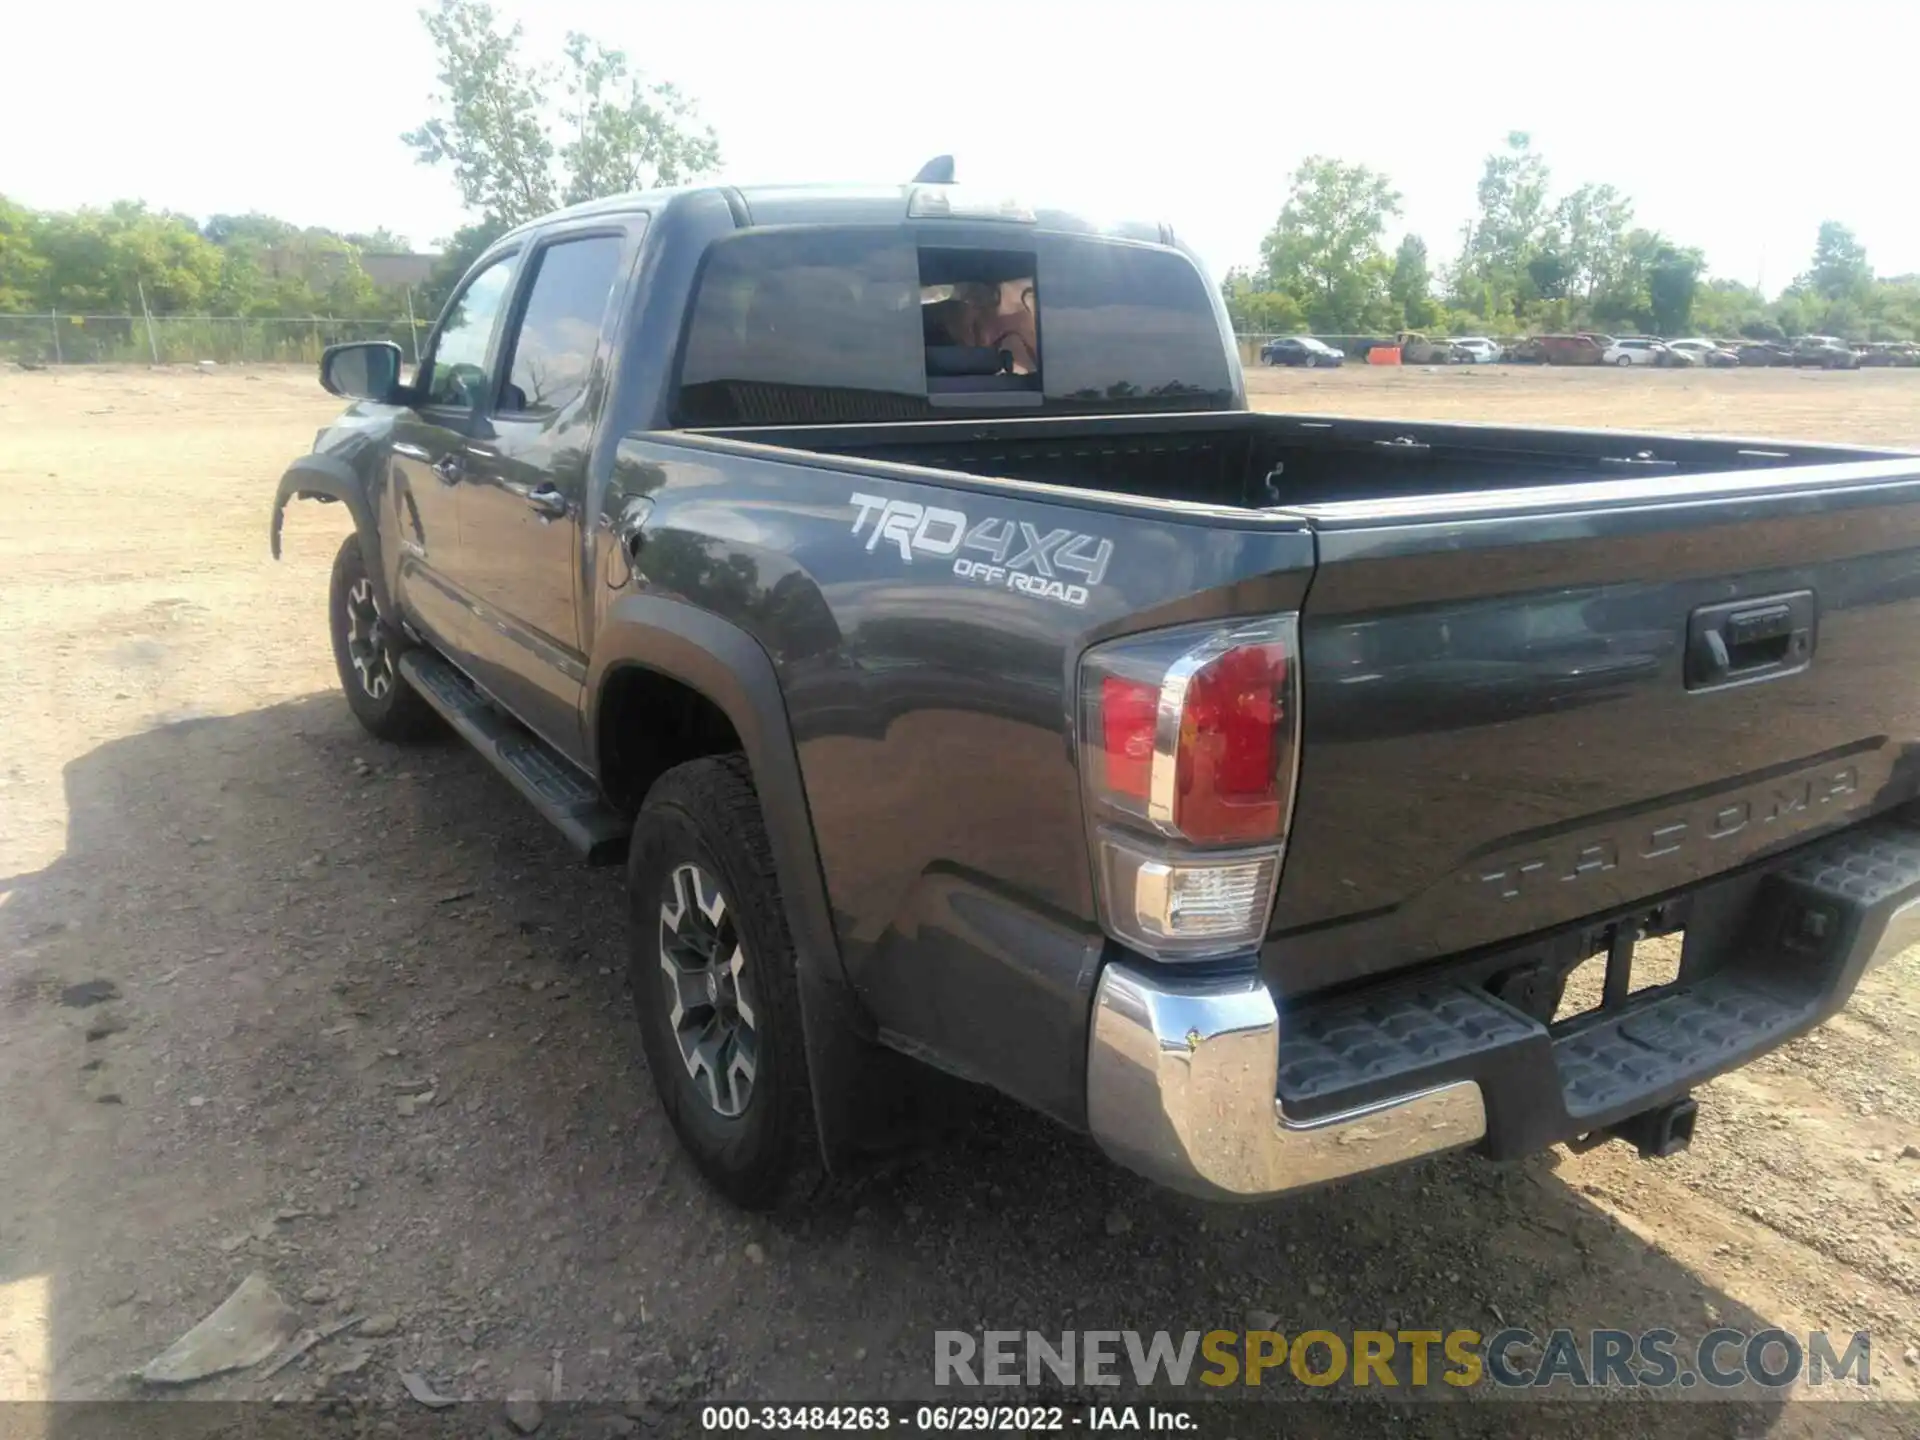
919;247;1041;397
675;227;1231;426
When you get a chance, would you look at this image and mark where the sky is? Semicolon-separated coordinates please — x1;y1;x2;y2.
5;0;1916;297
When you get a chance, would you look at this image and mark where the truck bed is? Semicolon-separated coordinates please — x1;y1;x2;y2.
694;408;1899;510
673;409;1920;1003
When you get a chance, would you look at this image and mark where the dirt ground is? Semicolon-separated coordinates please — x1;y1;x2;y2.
2;364;1919;1436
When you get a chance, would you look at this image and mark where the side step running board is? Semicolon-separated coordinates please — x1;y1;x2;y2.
399;650;628;865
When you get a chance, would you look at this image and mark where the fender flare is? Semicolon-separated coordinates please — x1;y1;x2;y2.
270;455;390;612
588;594;879;1167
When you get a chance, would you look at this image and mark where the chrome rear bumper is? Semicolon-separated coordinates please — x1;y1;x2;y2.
1085;818;1920;1202
1085;961;1486;1201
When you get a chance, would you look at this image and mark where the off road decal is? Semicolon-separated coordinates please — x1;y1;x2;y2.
848;492;1113;608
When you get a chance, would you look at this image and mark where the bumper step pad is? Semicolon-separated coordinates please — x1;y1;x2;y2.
1278;986;1537;1106
1274;816;1920;1155
1555;974;1812;1117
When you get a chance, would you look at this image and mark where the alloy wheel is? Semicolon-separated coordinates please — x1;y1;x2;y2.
658;862;758;1119
343;577;394;699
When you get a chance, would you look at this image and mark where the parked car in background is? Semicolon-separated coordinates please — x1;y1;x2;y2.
1452;337;1503;364
1538;334;1608;365
1666;338;1742;368
1736;341;1794;367
1259;335;1346;368
1602;337;1688;367
1392;331;1460;364
1504;336;1548;364
1791;336;1860;370
1856;342;1919;367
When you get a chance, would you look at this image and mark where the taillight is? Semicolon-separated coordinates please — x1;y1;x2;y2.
1173;638;1289;844
1098;675;1159;802
1079;615;1300;960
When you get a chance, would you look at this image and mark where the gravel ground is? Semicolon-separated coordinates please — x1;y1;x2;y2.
2;365;1917;1438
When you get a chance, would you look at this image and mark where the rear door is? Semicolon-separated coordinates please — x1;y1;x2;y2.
389;249;520;655
452;223;639;761
1267;458;1920;997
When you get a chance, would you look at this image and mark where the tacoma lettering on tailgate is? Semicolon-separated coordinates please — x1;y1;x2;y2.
1472;763;1863;901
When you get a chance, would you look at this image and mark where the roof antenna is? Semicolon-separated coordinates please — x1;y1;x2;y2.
912;155;955;184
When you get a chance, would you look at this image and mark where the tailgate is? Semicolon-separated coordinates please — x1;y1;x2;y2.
1267;455;1920;997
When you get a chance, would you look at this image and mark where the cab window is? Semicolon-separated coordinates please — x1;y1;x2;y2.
424;254;519;409
496;234;627;417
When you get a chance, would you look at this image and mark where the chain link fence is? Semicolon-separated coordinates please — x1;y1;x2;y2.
4;318;1477;370
2;314;430;366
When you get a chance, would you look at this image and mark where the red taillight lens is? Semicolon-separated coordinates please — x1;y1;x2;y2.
1174;641;1288;843
1079;615;1300;848
1079;614;1301;960
1099;675;1159;801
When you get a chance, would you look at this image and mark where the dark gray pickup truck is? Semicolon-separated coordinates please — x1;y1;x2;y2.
273;175;1920;1210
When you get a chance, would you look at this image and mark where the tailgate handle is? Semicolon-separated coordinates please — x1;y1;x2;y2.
1686;591;1815;690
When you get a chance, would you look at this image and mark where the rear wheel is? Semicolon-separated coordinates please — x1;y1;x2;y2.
328;534;440;742
1615;354;1634;366
629;755;817;1209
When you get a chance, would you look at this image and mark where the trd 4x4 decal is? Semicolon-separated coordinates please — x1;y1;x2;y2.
848;492;1113;608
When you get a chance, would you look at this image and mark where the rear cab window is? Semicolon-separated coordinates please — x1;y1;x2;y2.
673;226;1232;426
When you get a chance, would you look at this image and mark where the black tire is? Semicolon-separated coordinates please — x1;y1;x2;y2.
629;755;818;1210
329;534;441;742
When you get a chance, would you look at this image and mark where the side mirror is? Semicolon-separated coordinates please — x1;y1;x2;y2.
320;341;403;402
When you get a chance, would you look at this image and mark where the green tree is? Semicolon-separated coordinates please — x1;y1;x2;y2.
1451;132;1552;319
0;195;48;311
35;203;224;313
1863;275;1919;340
404;0;556;224
1389;234;1440;329
558;34;720;203
343;227;414;252
202;213;299;249
1547;182;1635;304
1800;221;1871;302
1258;157;1401;334
1219;268;1306;334
1587;230;1701;335
418;217;512;319
1691;278;1768;338
404;0;721;228
1647;242;1704;335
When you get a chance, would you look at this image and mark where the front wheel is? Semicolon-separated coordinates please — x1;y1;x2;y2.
629;755;818;1209
328;534;440;742
1614;354;1634;366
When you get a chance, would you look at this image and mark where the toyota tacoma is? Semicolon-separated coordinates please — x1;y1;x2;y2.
272;170;1920;1209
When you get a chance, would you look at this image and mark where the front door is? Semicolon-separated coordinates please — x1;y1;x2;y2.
388;250;520;656
454;228;636;762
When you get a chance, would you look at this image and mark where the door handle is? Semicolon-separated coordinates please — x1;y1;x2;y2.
432;454;464;485
525;485;570;520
